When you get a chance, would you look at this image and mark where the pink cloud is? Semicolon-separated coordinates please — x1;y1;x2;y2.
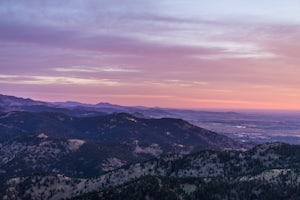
1;1;300;110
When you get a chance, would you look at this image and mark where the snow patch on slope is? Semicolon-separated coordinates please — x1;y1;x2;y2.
134;143;163;156
67;139;86;151
125;116;137;122
102;158;126;172
37;133;48;139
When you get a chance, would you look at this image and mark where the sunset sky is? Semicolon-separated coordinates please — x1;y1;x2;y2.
1;0;300;110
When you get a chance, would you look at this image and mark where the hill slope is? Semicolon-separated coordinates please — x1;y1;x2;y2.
0;111;243;151
0;133;149;179
2;143;300;200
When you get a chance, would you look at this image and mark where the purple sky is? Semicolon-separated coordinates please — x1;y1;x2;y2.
1;0;300;110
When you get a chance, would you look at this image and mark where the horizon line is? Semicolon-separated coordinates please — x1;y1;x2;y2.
2;93;300;114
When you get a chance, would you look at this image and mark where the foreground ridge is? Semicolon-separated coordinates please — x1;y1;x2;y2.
2;142;300;200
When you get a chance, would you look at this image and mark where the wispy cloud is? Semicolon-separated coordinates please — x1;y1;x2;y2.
53;66;140;73
1;0;300;109
0;74;121;86
147;80;209;87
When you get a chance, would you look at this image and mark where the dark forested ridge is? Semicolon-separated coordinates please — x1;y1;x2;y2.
0;111;241;150
74;176;300;200
2;142;300;199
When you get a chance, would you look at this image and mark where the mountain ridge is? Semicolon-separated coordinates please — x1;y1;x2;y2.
2;142;300;200
0;110;244;150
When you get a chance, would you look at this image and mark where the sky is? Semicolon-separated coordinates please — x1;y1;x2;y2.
0;0;300;110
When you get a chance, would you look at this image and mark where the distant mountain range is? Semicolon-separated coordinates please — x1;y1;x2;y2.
1;94;300;199
2;93;300;146
0;94;143;115
0;94;242;118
